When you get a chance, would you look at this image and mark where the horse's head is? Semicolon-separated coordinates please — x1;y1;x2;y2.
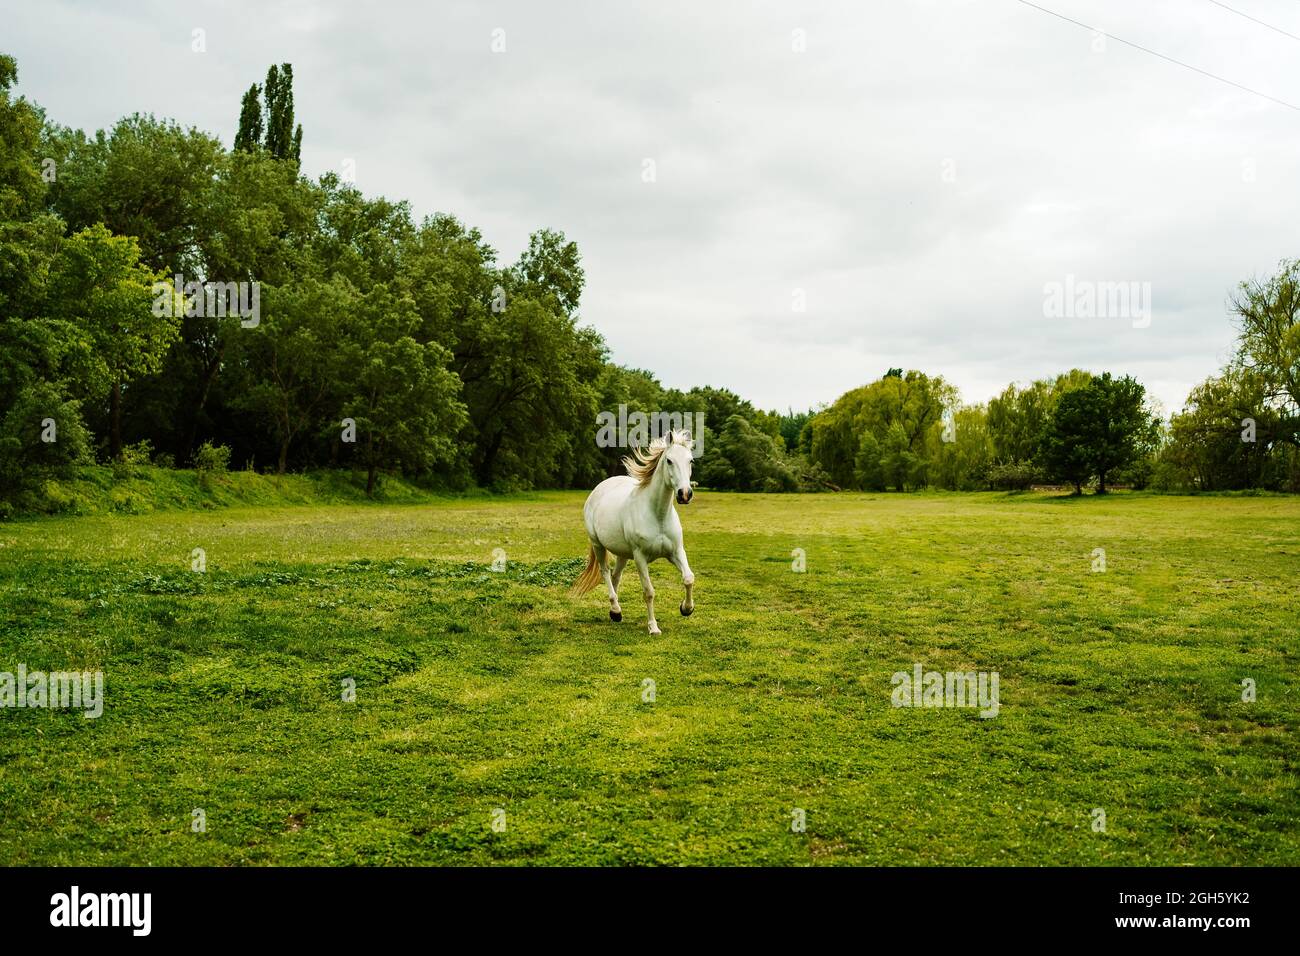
662;431;695;505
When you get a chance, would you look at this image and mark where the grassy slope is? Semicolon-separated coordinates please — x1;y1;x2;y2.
4;464;462;517
0;491;1296;865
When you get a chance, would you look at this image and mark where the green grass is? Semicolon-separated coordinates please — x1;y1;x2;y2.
3;463;465;518
1;490;1297;865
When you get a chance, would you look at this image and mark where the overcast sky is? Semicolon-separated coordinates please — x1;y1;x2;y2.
5;0;1300;416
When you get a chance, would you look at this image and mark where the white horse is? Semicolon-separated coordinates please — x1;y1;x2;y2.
570;430;696;635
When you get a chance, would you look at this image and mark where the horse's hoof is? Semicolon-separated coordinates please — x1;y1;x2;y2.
679;602;693;617
610;610;622;622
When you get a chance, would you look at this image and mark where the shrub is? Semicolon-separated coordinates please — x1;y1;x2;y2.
987;461;1038;491
113;439;154;479
121;440;153;465
0;383;92;504
194;441;231;489
1115;453;1156;490
194;441;231;472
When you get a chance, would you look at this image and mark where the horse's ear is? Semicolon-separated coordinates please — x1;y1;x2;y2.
665;429;676;445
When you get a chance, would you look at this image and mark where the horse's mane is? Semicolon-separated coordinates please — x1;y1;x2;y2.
622;431;693;487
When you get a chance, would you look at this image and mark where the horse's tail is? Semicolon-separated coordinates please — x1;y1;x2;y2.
570;544;604;597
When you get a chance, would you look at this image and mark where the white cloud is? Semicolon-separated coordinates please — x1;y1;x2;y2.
6;0;1298;416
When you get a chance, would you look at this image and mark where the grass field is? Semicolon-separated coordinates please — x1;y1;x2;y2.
1;490;1297;865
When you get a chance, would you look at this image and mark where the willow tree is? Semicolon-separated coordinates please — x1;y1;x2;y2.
1232;260;1300;447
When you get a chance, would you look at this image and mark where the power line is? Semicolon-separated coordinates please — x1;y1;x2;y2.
1207;0;1300;44
1014;0;1300;111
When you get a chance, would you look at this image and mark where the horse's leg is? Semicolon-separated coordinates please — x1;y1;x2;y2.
591;543;616;619
633;552;660;636
670;546;695;616
608;555;627;622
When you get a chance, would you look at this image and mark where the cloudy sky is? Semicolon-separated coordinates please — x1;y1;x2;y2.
6;0;1300;416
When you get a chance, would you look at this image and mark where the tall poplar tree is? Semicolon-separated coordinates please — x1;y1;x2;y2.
234;64;301;161
233;84;262;152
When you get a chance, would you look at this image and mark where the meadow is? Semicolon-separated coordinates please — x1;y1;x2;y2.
0;488;1297;865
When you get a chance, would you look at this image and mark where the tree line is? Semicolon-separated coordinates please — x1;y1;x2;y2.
797;268;1300;494
1;53;1297;509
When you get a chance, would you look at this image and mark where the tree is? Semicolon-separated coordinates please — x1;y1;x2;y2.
806;370;954;490
1041;372;1156;494
167;147;320;460
510;228;584;317
262;64;302;163
697;414;797;492
932;405;994;490
779;408;812;452
879;421;924;490
456;297;606;487
1040;394;1093;494
0;54;70;407
233;84;263;152
42;114;223;275
1231;260;1300;447
1151;261;1300;493
0;381;92;500
986;370;1091;473
1160;369;1277;490
397;211;497;348
853;432;885;491
398;220;605;489
312;174;413;290
336;285;466;495
591;365;667;479
46;225;179;458
231;277;347;473
0;54;44;221
232;65;302;162
38;113;231;459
